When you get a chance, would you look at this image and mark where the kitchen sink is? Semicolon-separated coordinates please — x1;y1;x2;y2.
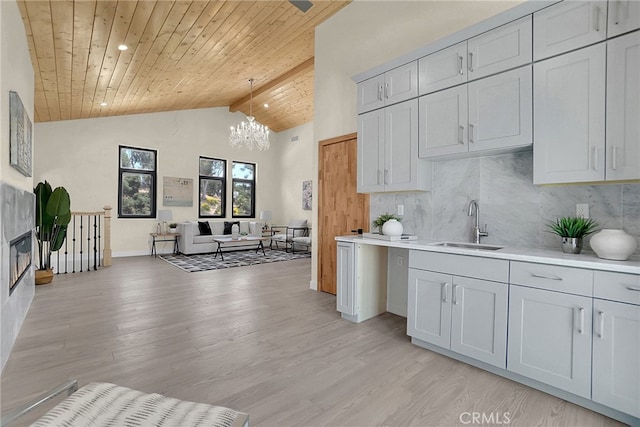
431;242;504;251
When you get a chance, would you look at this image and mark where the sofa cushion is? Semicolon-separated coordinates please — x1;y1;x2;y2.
193;235;216;244
198;221;212;235
223;221;240;235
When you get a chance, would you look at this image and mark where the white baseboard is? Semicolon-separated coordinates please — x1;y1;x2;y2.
113;250;151;258
309;280;317;291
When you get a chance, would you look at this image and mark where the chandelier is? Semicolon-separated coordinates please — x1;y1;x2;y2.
229;79;270;150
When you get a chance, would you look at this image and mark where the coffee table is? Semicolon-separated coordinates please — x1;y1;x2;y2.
212;236;267;261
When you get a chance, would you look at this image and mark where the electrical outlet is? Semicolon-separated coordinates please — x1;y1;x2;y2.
576;203;589;218
397;204;404;216
397;256;404;266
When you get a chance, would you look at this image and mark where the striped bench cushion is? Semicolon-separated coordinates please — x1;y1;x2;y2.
32;382;249;427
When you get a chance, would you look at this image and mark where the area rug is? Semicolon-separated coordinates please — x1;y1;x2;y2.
160;250;311;273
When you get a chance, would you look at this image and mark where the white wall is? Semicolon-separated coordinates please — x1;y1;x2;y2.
34;108;285;256
1;0;35;372
312;1;523;289
273;122;314;226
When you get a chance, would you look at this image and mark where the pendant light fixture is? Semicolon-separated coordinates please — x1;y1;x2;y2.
229;79;270;151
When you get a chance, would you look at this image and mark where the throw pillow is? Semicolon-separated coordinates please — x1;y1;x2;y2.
198;221;212;235
224;221;240;235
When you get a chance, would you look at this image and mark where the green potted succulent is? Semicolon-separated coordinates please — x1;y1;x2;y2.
373;213;402;235
34;181;71;284
168;222;178;232
547;216;598;254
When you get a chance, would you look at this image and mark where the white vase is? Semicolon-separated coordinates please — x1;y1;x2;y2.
382;219;403;237
589;229;638;261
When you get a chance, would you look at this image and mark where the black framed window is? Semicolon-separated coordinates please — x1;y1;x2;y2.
118;145;157;218
199;157;226;218
232;161;255;218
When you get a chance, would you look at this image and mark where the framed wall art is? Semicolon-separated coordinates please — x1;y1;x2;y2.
302;180;312;210
9;91;32;177
163;176;193;206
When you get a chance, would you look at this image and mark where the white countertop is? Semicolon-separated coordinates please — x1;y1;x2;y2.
335;235;640;275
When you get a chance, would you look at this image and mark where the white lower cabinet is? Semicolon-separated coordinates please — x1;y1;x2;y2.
336;242;355;316
507;285;593;398
408;268;508;368
592;299;640;417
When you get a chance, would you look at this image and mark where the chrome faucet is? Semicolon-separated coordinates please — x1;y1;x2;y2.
467;200;488;244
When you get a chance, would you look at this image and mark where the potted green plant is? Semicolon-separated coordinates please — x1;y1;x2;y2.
373;213;402;235
547;216;598;254
168;223;178;233
34;181;71;284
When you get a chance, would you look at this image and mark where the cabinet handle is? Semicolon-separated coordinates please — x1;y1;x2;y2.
458;55;463;75
469;124;475;143
597;310;605;338
468;52;474;72
612;146;618;170
385;82;389;99
591;146;599;171
442;283;449;303
614;0;620;25
384;169;389;185
577;307;585;334
625;285;640;292
458;125;464;144
594;6;601;32
378;84;383;101
530;273;563;281
377;170;382;185
452;284;458;305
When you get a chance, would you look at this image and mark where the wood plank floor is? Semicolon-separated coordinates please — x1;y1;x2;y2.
1;255;624;426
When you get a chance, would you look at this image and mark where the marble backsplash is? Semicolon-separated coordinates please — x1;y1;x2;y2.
371;151;640;255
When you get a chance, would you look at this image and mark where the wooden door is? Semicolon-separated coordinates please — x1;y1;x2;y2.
318;133;369;295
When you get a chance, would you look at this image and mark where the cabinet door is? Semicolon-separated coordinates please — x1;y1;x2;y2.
336;242;356;316
607;0;640;37
357;75;384;114
419;85;468;158
507;285;592;398
533;1;607;61
533;44;606;184
384;99;418;191
606;31;640;181
468;65;532;153
407;269;452;348
357;109;385;193
450;277;508;369
467;15;532;80
385;62;418;106
592;299;640;417
419;42;467;95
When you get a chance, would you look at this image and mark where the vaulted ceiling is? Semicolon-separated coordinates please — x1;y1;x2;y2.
17;0;350;132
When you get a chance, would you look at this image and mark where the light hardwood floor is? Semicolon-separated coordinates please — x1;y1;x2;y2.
1;256;624;426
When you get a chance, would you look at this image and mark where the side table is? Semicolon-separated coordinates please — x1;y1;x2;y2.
150;232;180;257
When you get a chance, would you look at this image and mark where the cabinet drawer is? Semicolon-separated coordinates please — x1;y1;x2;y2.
594;271;640;305
510;261;593;296
409;250;508;283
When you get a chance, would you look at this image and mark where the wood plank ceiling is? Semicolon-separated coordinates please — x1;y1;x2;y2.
17;0;350;132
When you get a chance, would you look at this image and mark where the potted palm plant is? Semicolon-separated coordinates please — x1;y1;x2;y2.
547;216;598;254
34;181;71;284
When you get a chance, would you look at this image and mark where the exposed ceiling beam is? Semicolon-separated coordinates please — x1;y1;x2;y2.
229;57;315;112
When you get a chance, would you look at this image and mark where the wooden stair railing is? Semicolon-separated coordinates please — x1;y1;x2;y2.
53;206;112;274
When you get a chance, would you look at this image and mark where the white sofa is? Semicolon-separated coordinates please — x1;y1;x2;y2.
177;220;261;255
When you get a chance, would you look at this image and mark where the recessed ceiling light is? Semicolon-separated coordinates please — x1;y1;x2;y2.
100;102;107;107
263;103;269;108
118;44;128;51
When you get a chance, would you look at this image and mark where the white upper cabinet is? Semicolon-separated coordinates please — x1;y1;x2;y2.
357;62;418;114
357;109;385;192
357;75;385;114
606;31;640;181
607;0;640;37
533;44;606;184
534;1;607;61
419;85;468;158
467;15;532;80
419;42;467;95
468;65;532;152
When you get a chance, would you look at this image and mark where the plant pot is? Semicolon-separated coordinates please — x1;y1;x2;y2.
382;219;403;237
561;237;583;254
590;229;638;261
35;269;54;285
